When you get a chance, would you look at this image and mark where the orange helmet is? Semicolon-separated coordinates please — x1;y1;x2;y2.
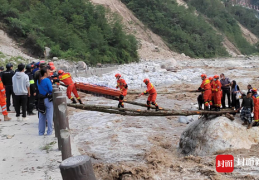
58;70;64;75
115;73;121;78
201;74;207;78
48;62;54;66
50;65;55;71
252;88;257;93
143;78;150;84
209;77;213;81
214;75;219;79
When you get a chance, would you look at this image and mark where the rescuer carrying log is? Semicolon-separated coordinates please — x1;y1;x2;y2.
139;78;160;111
115;73;128;108
0;76;11;121
211;75;222;111
198;74;212;111
58;70;83;104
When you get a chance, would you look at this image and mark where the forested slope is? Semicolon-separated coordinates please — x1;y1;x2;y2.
0;0;138;64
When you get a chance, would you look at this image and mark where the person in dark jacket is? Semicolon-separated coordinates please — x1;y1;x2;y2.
2;63;15;111
25;64;36;115
231;80;241;111
220;73;231;108
0;66;4;79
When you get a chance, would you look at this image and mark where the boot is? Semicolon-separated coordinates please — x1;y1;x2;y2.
71;98;77;104
242;121;248;126
247;123;253;129
156;106;160;111
147;106;150;110
78;99;83;104
210;106;213;111
4;115;11;121
118;102;121;108
216;107;220;111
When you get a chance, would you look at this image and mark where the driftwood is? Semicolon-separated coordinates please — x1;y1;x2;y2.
67;103;236;116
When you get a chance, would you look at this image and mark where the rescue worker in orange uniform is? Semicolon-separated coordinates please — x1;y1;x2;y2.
58;70;83;104
198;74;212;111
211;75;222;111
251;88;259;124
209;77;214;110
115;74;128;108
0;77;11;121
139;78;160;111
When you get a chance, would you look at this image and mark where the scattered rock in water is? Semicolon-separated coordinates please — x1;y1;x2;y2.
77;61;87;70
179;116;259;156
178;116;189;124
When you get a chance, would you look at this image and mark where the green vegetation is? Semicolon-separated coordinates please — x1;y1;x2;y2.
0;0;138;65
122;0;228;58
227;5;259;38
186;0;257;55
251;0;259;6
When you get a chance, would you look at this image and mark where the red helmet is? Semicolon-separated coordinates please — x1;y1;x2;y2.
39;60;45;65
209;77;213;81
58;70;64;75
252;88;257;93
48;62;54;66
214;75;219;79
50;65;55;71
115;73;121;78
143;78;150;84
201;74;207;78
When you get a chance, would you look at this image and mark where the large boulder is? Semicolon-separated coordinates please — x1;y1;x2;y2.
179;117;259;156
160;58;178;70
77;61;87;70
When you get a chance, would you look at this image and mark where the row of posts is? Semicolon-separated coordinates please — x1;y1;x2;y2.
52;85;96;180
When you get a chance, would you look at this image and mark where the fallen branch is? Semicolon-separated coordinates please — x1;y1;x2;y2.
67;103;236;116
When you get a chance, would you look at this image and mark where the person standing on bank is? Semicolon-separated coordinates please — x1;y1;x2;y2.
25;64;36;115
231;80;241;111
12;63;30;121
220;73;231;108
37;67;53;136
2;63;15;111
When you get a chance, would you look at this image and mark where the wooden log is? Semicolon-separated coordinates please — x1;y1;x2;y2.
67;103;236;116
54;92;63;150
52;88;60;138
57;96;72;160
127;90;200;94
59;155;96;180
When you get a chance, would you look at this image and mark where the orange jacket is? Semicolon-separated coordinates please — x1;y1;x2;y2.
0;78;5;95
144;82;156;94
211;80;222;92
200;79;211;91
253;95;259;108
117;79;127;91
59;73;73;85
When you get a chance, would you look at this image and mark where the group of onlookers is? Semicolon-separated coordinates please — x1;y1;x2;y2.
199;73;259;129
0;61;54;135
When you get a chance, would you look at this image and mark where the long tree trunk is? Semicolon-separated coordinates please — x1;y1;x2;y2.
67;103;236;116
